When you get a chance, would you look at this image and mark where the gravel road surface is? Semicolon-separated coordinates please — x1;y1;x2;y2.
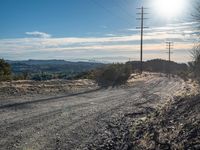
0;75;187;150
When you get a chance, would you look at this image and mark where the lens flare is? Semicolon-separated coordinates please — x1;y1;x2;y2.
153;0;186;18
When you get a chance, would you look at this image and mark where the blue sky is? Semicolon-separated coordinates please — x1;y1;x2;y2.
0;0;139;38
0;0;198;62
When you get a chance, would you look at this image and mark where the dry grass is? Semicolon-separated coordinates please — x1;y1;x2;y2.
132;93;200;150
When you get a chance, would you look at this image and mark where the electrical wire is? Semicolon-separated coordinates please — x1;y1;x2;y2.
89;0;134;26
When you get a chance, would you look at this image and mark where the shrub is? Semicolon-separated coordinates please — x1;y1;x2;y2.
177;71;188;81
69;63;132;87
71;70;96;80
31;72;54;81
95;63;132;87
190;45;200;81
12;72;30;80
0;59;11;81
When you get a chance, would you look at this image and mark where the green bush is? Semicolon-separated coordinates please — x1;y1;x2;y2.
71;70;96;80
73;63;132;86
0;59;11;81
95;63;132;87
12;72;30;80
31;72;54;81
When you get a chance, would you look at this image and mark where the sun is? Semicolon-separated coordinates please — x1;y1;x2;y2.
153;0;185;18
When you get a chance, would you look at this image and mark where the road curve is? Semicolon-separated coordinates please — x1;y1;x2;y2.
0;75;186;150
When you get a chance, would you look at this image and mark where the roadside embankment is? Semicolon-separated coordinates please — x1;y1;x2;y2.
132;83;200;149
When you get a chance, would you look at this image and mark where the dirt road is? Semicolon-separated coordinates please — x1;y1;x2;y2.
0;75;187;150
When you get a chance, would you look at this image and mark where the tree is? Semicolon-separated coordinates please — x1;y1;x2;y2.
193;1;200;31
191;1;200;80
0;59;11;81
191;45;200;78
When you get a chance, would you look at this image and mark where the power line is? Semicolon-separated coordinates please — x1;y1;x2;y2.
89;0;134;26
136;6;149;74
120;0;131;9
114;1;135;19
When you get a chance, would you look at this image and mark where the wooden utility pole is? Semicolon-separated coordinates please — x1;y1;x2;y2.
136;7;148;74
166;41;173;78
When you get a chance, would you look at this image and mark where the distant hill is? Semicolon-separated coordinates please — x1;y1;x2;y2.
6;60;104;78
127;59;188;74
7;59;70;65
6;59;188;80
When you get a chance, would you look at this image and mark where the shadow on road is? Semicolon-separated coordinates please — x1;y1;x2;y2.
0;88;102;109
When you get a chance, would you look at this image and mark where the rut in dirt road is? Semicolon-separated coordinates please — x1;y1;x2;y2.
0;75;186;150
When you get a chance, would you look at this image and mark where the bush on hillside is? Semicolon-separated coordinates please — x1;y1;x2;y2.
191;1;200;82
31;72;54;81
190;45;200;81
71;70;96;80
95;63;132;87
73;63;132;87
0;59;11;81
12;72;30;80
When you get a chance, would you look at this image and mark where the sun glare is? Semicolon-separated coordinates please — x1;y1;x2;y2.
153;0;186;18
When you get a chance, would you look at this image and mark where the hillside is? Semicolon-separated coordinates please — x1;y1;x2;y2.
6;60;104;80
127;59;188;74
7;60;104;74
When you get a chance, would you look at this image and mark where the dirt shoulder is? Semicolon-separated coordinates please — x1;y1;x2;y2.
0;79;98;106
132;84;200;149
0;79;97;97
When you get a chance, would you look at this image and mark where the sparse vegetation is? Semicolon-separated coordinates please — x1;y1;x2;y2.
132;94;200;150
74;63;132;87
190;45;200;81
75;59;191;86
0;59;11;81
127;59;188;75
190;0;200;82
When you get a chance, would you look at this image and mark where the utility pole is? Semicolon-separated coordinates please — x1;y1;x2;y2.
136;7;148;74
166;41;173;78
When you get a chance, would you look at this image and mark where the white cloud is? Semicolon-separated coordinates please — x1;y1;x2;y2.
0;22;197;62
105;34;116;37
0;33;189;52
100;25;107;29
128;22;199;37
127;28;139;32
25;31;51;38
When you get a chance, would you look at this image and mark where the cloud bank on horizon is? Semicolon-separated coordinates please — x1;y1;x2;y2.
0;22;197;63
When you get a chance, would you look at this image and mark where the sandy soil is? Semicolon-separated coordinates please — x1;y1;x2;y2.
0;74;194;150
